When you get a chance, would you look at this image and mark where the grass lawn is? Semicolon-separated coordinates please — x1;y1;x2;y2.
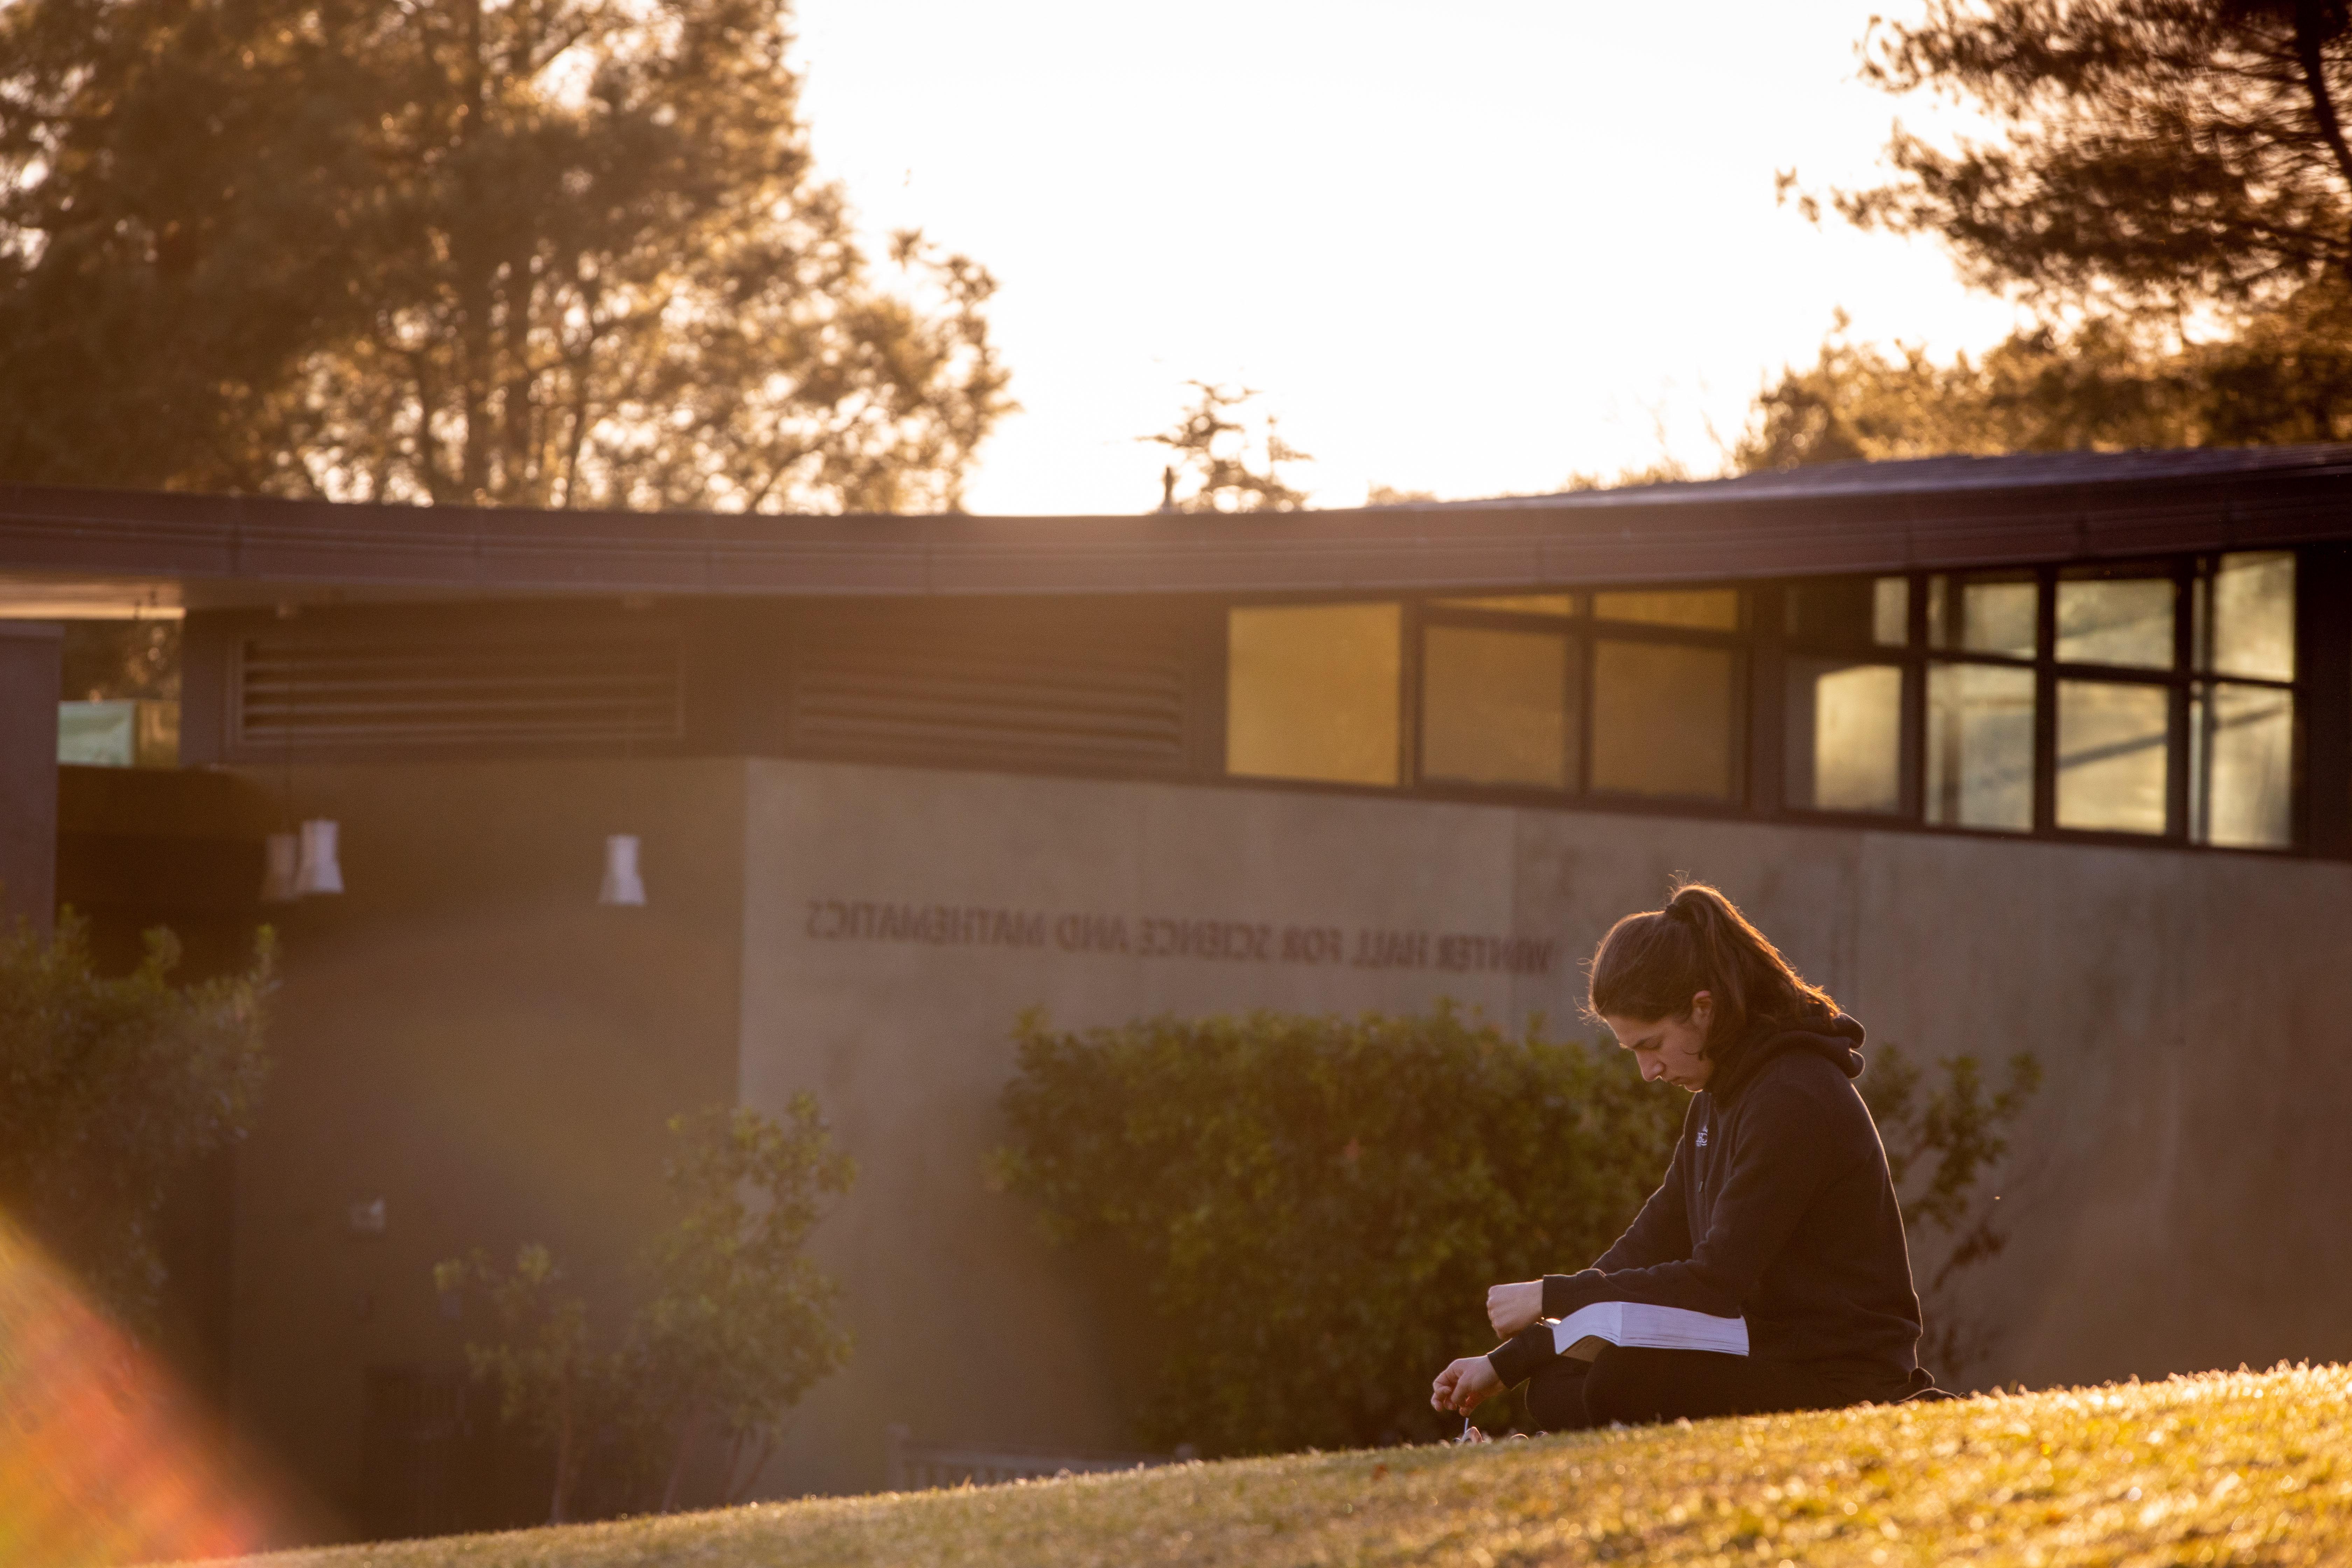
228;1363;2352;1567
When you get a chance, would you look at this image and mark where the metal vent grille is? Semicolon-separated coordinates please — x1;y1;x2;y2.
790;631;1193;771
234;630;683;751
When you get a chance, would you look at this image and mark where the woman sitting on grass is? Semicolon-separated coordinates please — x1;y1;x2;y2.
1432;881;1936;1432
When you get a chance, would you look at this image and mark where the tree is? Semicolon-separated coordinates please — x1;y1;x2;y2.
61;621;181;705
437;1094;854;1522
1738;2;2352;469
0;915;273;1323
433;1244;605;1522
1840;0;2352;312
1737;312;2198;470
1738;283;2352;470
1141;382;1314;513
0;0;1011;511
631;1101;856;1510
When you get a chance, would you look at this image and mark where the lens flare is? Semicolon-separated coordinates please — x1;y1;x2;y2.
0;1217;279;1566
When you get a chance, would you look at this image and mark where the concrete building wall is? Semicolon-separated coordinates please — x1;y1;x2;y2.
227;752;2352;1524
225;758;749;1533
738;758;2352;1496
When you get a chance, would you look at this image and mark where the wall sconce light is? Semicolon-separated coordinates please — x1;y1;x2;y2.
295;818;345;896
260;832;302;903
600;834;646;906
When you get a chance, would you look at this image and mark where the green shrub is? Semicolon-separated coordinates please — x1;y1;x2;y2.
0;913;272;1323
996;1007;2041;1456
992;1005;1681;1455
437;1096;856;1521
1858;1042;2042;1378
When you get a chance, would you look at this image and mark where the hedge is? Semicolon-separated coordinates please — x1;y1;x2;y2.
993;1004;1681;1454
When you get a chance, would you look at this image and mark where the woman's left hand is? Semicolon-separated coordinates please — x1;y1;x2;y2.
1431;1355;1503;1414
1486;1280;1544;1338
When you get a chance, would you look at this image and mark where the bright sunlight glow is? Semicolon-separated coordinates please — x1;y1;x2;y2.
0;1216;280;1564
794;0;2022;514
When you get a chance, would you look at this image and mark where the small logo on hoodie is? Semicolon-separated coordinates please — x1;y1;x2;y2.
1696;1122;1709;1148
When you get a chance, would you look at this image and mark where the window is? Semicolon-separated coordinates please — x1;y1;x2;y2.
2191;552;2295;847
1921;573;2041;831
1929;574;2037;658
1785;658;1903;813
1590;640;1738;800
1819;554;2299;847
1786;577;1907;649
1926;662;2036;830
2057;575;2175;669
1218;553;2306;856
1420;623;1576;788
2203;550;2295;680
2045;567;2179;837
1783;575;1913;815
1594;588;1741;631
2193;682;2292;847
1433;593;1579;617
1414;588;1742;801
1226;603;1401;785
2055;679;2169;832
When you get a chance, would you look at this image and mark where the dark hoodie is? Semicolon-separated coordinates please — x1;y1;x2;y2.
1488;1013;1923;1398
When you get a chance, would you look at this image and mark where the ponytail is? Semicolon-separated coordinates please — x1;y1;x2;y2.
1586;880;1836;1053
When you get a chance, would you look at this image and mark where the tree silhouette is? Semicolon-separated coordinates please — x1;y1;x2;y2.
0;0;1011;511
1140;382;1313;513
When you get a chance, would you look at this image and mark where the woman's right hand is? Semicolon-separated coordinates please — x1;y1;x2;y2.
1486;1280;1544;1338
1431;1355;1502;1414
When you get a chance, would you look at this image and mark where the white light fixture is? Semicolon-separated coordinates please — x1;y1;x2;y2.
295;818;345;896
260;832;302;903
600;834;646;906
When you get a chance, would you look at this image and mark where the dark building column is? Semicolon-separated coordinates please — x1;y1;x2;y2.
2299;544;2352;859
0;621;60;931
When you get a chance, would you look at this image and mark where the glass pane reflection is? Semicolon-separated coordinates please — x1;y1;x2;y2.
1590;639;1736;800
1226;604;1401;786
1593;589;1741;631
2210;552;2295;681
1785;658;1902;813
1873;578;1909;647
1420;625;1574;788
1432;594;1578;617
1929;576;2038;658
2057;576;2175;669
2193;681;2293;847
1926;662;2035;830
2056;680;2169;834
1785;577;1906;647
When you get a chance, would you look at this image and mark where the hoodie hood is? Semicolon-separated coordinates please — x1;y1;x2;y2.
1708;1010;1866;1103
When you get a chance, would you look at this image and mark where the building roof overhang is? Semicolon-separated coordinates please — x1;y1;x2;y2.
4;444;2350;612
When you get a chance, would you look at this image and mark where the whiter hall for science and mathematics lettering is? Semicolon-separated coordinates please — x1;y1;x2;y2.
0;446;2346;1540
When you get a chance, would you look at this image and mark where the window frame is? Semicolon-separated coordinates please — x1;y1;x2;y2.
1768;558;2305;850
1218;549;2317;858
1409;587;1751;808
1771;574;1925;824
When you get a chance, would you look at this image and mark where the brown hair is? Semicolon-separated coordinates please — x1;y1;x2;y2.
1586;880;1837;1053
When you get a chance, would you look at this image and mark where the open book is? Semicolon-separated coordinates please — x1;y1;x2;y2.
1548;1301;1750;1360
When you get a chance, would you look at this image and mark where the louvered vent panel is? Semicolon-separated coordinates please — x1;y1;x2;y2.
791;635;1191;771
235;632;684;750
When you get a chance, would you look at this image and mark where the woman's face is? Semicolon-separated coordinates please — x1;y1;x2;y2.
1603;992;1715;1092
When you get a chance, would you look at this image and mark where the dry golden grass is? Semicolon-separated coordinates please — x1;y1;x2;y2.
232;1363;2352;1567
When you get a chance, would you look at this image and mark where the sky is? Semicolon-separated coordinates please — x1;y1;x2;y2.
790;1;2024;516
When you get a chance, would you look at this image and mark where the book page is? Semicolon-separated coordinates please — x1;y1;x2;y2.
1549;1301;1748;1358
